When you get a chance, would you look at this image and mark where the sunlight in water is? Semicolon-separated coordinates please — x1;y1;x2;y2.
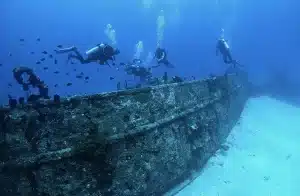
104;23;117;46
142;0;153;9
134;41;144;59
156;9;165;47
145;51;154;66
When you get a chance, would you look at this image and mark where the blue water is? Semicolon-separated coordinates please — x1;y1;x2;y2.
1;0;298;104
1;1;300;195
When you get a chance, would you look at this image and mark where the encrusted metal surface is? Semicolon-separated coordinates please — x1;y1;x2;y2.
0;71;249;196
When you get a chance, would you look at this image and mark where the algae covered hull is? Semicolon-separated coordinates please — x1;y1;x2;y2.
0;71;249;196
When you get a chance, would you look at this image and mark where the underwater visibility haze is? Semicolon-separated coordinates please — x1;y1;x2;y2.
1;0;300;195
1;0;299;103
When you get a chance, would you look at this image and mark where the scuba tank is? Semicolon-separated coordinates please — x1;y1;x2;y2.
220;39;230;49
85;44;103;55
224;41;230;49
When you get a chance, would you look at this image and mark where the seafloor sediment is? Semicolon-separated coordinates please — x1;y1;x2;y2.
176;96;300;196
0;71;249;196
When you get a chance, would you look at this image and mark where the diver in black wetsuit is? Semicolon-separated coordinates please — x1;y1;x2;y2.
124;59;152;81
153;48;174;68
55;43;120;66
13;66;49;101
13;66;33;91
216;38;241;67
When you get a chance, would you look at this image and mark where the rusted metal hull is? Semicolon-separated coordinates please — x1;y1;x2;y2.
0;71;249;196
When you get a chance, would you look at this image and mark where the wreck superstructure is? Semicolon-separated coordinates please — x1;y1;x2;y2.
0;71;249;196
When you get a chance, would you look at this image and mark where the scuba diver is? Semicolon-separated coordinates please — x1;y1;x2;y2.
216;38;241;67
121;60;152;90
124;59;152;81
13;66;49;101
153;47;174;68
55;43;120;66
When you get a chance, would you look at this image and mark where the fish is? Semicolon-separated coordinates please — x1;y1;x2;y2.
0;64;2;67
19;38;25;42
54;71;59;74
8;83;12;87
54;84;58;87
36;38;41;42
54;59;58;64
120;62;125;66
109;77;114;80
71;62;75;64
57;45;63;48
40;58;46;61
112;63;116;66
9;53;12;57
65;73;69;76
30;52;35;55
85;76;90;80
48;54;53;58
80;72;84;75
36;61;41;64
43;67;49;70
66;82;72;86
73;69;76;71
76;75;83;79
42;51;48;54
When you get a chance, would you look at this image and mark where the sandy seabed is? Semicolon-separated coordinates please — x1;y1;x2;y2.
174;96;300;196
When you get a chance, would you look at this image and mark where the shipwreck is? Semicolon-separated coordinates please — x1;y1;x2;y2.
0;70;249;196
